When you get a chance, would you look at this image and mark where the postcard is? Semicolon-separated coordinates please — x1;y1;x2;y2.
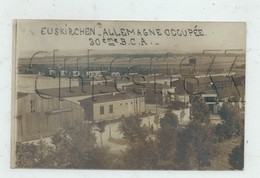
12;20;245;170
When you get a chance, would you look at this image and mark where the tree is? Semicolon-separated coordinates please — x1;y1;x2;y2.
94;120;107;147
184;120;214;169
156;111;179;166
51;120;111;168
118;115;157;169
16;140;55;168
174;129;191;170
118;115;148;143
229;140;244;170
168;100;186;110
183;96;214;169
214;123;227;142
217;102;242;139
190;96;210;123
122;138;159;169
16;120;111;169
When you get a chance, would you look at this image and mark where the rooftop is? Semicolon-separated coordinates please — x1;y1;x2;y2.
116;74;175;84
38;84;118;98
79;93;143;104
126;83;171;90
173;75;245;85
201;85;245;99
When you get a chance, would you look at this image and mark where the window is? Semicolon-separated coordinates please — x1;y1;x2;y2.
100;106;104;115
109;105;113;113
204;97;216;102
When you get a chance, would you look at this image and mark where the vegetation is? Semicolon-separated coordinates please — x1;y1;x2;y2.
183;120;214;168
156;111;179;166
16;140;55;168
175;97;214;169
16;99;244;169
16;121;111;168
215;102;243;141
190;96;210;123
118;115;158;169
168;100;186;110
122;138;158;169
119;101;215;170
118;115;148;143
94;120;107;147
229;140;244;170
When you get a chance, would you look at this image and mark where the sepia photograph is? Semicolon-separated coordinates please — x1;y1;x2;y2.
12;20;245;170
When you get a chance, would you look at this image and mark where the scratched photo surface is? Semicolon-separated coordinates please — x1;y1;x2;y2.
12;20;245;170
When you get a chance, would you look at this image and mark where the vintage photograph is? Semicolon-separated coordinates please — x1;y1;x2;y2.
12;20;245;170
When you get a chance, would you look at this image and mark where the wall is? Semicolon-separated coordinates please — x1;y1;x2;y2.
16;93;85;141
92;97;145;121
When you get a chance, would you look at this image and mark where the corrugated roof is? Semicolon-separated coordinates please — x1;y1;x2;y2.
116;74;174;83
38;84;118;98
195;76;233;83
177;75;245;85
79;93;142;103
201;86;245;99
126;83;170;90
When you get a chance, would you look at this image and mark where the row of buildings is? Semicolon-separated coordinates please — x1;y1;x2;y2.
15;71;245;141
171;74;245;113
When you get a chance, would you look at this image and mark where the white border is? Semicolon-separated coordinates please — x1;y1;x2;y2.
1;0;259;178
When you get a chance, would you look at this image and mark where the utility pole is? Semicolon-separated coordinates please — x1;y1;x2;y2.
109;121;112;139
87;49;92;77
53;49;59;71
